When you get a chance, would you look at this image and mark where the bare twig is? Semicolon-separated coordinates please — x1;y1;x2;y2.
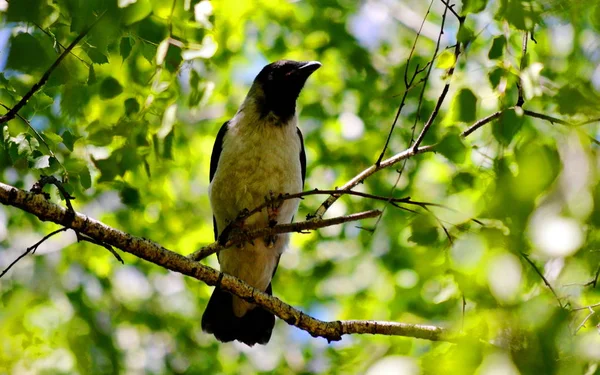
586;265;600;288
574;307;595;334
0;182;453;342
0;12;105;124
76;233;124;264
313;145;436;219
376;0;434;165
230;188;431;226
189;209;382;261
516;32;528;107
0;227;68;278
440;0;464;21
520;252;563;308
461;109;509;137
411;1;454;151
571;302;600;312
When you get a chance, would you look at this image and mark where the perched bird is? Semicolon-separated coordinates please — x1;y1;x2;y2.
201;60;321;346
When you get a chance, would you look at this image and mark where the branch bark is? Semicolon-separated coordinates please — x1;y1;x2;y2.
0;182;453;342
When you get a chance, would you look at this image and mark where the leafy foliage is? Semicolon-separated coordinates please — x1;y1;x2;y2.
1;0;600;374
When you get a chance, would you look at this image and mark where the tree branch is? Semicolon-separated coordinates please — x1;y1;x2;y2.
0;227;68;278
188;209;382;261
0;182;453;342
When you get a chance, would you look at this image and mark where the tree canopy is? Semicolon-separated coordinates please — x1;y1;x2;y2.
1;0;600;373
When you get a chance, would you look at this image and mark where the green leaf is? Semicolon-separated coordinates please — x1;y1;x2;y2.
62;84;90;118
84;46;109;65
488;36;506;60
6;33;52;74
488;67;504;88
554;84;600;116
41;132;63;149
496;0;541;31
436;50;456;70
409;215;439;245
457;24;475;45
125;98;140;117
87;122;114;146
120;37;134;60
99;77;124;99
92;155;121;182
437;129;467;164
119;185;141;207
163;129;174;159
451;172;475;191
492;108;523;145
61;130;81;151
122;0;153;25
6;0;56;26
80;166;92;189
87;65;97;85
462;0;488;14
450;88;478;123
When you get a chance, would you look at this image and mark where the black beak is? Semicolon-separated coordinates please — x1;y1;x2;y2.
295;61;321;78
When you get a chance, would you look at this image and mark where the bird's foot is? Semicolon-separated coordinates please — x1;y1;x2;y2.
265;190;282;223
220;213;253;247
264;234;278;248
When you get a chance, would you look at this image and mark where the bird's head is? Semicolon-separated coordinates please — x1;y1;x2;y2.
249;60;321;122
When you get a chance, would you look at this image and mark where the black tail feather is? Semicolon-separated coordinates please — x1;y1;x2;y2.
201;284;275;346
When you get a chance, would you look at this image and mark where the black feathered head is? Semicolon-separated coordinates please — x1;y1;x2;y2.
251;60;321;121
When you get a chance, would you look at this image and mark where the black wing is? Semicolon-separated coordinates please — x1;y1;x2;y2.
210;121;230;240
297;127;306;188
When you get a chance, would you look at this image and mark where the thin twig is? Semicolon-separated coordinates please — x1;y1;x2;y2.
32;22;91;67
233;189;431;225
0;227;68;278
461;109;509;137
413;1;452;150
0;12;105;124
76;233;124;264
574;307;595;334
520;252;563;308
376;0;434;165
571;302;600;312
440;0;464;21
313;145;436;219
516;31;528;107
189;209;382;261
412;1;464;151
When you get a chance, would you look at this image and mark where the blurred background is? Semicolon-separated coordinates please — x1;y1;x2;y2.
1;0;600;373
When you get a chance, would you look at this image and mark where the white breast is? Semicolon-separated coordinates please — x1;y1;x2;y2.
209;111;303;230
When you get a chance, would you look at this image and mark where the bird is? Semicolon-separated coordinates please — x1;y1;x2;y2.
201;60;321;346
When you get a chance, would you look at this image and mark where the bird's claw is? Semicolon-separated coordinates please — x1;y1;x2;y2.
265;190;281;223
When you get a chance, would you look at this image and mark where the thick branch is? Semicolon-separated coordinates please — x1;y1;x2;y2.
0;182;453;342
